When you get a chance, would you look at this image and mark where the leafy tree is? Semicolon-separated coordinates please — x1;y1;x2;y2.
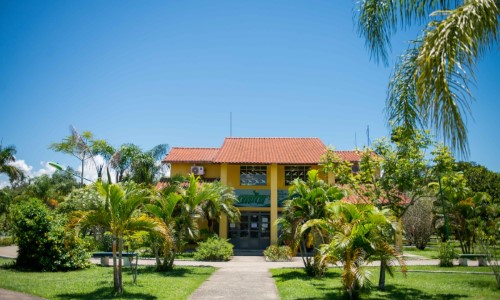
11;198;90;271
309;202;405;299
373;127;433;251
320;147;355;184
356;0;499;155
91;139;116;181
71;182;162;294
129;144;169;185
455;161;500;201
50;129;95;186
0;143;24;184
278;169;345;277
27;169;79;207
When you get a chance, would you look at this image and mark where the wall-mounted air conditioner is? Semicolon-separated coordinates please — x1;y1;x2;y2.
191;166;205;175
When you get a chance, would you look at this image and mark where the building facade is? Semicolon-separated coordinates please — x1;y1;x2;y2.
163;137;363;250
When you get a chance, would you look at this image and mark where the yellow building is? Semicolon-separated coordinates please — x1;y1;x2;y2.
163;137;363;250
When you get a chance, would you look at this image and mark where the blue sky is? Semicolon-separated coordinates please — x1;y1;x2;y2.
1;0;499;185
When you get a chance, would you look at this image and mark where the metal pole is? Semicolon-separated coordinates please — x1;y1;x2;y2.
438;175;450;241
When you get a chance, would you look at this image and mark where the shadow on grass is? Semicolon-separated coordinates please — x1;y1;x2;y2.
57;287;157;300
123;265;213;278
366;285;466;300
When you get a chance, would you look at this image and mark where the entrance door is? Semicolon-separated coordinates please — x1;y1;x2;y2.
229;212;270;249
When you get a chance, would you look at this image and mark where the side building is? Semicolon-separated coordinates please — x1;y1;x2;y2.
162;137;363;250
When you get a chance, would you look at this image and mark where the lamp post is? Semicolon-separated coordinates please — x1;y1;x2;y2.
437;174;450;241
48;162;94;183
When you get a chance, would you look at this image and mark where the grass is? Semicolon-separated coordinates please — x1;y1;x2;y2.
403;246;440;259
0;258;214;299
271;266;498;299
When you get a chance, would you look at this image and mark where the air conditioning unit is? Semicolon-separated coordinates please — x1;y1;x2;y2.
191;166;205;175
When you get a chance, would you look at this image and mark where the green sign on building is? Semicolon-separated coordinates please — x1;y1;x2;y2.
234;189;289;207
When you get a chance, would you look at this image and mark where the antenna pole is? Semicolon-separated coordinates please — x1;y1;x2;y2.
230;112;232;137
355;132;357;149
366;125;371;147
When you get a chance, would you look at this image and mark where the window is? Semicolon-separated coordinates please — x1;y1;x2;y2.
285;165;310;185
240;165;267;186
351;162;360;173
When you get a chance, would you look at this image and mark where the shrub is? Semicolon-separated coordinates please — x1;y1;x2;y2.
193;237;233;261
403;197;434;249
10;198;91;271
0;236;14;246
263;245;292;261
438;241;456;267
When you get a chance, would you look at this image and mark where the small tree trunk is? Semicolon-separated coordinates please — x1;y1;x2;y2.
112;235;120;294
395;217;403;253
378;259;386;290
117;235;123;294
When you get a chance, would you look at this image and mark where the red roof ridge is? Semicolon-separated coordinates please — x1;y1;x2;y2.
170;147;220;150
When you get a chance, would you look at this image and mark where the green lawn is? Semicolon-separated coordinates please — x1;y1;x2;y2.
271;266;498;300
0;258;214;299
403;246;440;259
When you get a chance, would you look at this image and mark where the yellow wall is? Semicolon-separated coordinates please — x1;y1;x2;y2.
170;163;221;179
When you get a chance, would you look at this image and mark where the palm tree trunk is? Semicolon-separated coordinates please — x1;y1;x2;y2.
378;259;386;290
117;235;123;294
112;234;119;293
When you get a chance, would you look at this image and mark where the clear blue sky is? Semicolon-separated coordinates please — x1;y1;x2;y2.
1;0;499;185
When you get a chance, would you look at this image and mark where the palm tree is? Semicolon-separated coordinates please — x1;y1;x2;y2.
0;144;24;183
173;174;211;251
278;169;345;277
356;0;499;155
146;189;181;270
72;182;162;294
308;202;406;299
200;181;240;234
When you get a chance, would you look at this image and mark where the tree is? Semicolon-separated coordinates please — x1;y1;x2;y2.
50;128;95;186
402;197;434;250
373;127;433;251
308;202;405;299
455;161;500;201
91;139;116;181
146;189;180;270
278;169;345;277
129;144;169;185
200;181;240;234
11;198;90;271
0;144;24;184
356;0;499;155
71;182;162;294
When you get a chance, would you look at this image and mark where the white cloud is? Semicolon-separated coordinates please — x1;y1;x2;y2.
8;159;33;175
33;161;57;177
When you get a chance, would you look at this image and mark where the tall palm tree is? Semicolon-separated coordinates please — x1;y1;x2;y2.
278;169;345;277
72;182;162;294
307;202;406;299
356;0;499;155
0;144;24;183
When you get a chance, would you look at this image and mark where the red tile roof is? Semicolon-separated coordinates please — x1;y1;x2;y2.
214;138;327;164
163;147;219;163
162;138;366;164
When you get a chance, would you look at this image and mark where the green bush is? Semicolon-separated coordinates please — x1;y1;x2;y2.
0;236;13;246
10;198;91;271
263;245;292;261
193;237;233;261
438;241;456;267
